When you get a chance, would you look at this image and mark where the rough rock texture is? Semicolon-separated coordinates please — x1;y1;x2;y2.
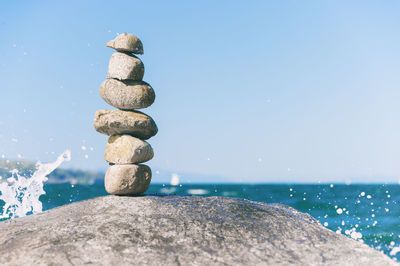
106;33;144;54
105;164;151;195
107;52;144;81
0;196;395;266
94;109;158;140
105;135;154;164
100;79;155;110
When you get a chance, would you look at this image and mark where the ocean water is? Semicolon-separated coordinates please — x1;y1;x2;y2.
2;183;400;261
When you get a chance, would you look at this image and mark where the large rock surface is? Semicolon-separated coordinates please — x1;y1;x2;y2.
0;196;395;266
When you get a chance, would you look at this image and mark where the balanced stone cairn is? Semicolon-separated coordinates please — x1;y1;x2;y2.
94;33;157;195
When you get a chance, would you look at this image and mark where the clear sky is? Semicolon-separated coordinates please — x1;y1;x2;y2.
1;0;400;183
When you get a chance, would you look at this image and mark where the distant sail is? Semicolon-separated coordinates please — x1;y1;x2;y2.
170;173;180;186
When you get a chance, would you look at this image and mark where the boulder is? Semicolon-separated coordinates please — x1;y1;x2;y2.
107;52;144;81
0;196;395;265
105;164;151;195
105;135;154;164
100;79;155;110
106;33;144;54
94;110;158;140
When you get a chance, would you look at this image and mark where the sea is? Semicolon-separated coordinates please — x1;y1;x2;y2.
1;182;400;262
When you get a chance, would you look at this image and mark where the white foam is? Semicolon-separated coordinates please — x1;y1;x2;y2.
345;227;363;241
187;189;209;195
222;191;238;197
160;187;177;194
390;247;400;257
0;150;71;219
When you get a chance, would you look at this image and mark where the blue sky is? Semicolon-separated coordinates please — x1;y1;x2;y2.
1;0;400;183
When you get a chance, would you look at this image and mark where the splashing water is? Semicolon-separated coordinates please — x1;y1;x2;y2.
0;150;71;219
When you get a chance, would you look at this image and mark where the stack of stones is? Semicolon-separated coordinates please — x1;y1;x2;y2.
94;33;158;195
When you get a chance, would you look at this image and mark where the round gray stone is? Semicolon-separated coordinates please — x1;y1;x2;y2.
100;79;155;110
105;135;154;164
107;52;144;81
106;33;144;54
0;196;395;265
105;164;151;195
94;109;158;140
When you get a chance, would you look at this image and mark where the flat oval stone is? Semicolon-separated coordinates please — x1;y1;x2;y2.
100;79;155;110
105;164;151;195
94;110;158;140
106;33;144;54
105;135;154;164
107;52;144;81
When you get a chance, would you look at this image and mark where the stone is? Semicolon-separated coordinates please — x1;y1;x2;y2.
99;79;155;110
0;196;395;265
106;33;144;54
104;164;151;195
94;110;158;140
107;52;144;81
104;135;154;164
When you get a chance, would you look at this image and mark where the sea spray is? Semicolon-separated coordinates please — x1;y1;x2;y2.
0;150;71;219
